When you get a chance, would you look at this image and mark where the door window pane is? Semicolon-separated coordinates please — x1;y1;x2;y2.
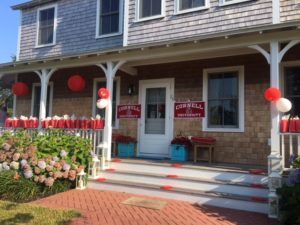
99;0;120;35
95;81;117;127
179;0;205;11
285;67;300;116
38;7;55;45
207;72;239;128
140;0;162;19
145;88;166;134
33;85;51;118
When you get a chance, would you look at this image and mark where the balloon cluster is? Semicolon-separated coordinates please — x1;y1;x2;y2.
264;87;292;113
96;88;110;109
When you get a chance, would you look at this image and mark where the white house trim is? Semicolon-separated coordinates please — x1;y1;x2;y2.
35;4;58;48
272;0;280;24
30;82;54;117
203;66;245;133
16;11;22;61
96;0;123;39
123;0;129;46
135;0;165;22
174;0;210;15
219;0;253;6
92;76;121;129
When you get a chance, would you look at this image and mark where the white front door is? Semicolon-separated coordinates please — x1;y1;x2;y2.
138;79;174;158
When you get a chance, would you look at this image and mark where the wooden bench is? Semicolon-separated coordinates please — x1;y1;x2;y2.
191;137;216;164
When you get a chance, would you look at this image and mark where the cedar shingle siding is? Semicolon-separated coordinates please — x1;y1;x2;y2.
19;0;123;61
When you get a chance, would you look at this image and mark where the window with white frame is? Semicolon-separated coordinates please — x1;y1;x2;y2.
31;83;53;118
37;5;57;46
285;67;300;116
138;0;162;19
203;67;244;132
177;0;207;12
219;0;252;6
93;78;120;128
97;0;122;37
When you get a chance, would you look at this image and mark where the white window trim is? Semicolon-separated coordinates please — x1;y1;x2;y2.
135;0;165;22
203;66;245;133
92;77;120;129
219;0;253;6
280;60;300;99
31;82;54;117
96;0;124;39
175;0;210;15
35;4;58;48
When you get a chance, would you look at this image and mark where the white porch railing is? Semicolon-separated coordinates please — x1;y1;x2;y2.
0;127;104;155
280;133;300;169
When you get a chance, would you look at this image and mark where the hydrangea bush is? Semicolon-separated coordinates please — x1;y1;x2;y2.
0;130;91;188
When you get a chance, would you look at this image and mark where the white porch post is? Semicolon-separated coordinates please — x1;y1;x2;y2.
34;69;56;123
97;61;125;162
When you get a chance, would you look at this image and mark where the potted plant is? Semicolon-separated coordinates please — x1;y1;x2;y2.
115;135;137;158
170;136;192;161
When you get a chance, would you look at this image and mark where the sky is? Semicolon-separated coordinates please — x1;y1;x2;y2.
0;0;27;63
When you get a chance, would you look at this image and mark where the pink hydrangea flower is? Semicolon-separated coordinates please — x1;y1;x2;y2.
45;177;55;187
63;163;71;171
20;159;27;167
37;160;46;170
24;170;33;179
60;150;68;158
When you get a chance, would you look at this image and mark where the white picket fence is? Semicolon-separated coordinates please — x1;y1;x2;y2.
280;133;300;169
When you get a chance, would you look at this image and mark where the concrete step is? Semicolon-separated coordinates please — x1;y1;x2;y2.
109;159;268;187
88;179;268;214
99;170;268;198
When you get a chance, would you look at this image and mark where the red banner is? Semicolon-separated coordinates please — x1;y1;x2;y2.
117;104;141;119
174;102;205;118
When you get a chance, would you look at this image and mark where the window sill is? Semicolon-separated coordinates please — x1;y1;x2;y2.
96;32;123;39
203;127;245;133
135;15;165;23
35;43;55;49
174;6;210;15
219;0;253;6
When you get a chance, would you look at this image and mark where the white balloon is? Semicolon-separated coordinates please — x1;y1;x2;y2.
276;98;292;113
96;99;109;109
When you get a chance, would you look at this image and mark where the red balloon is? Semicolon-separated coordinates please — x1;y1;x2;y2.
68;75;86;92
12;82;29;96
98;88;110;99
264;87;281;102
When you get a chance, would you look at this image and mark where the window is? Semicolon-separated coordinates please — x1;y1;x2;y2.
137;0;163;20
285;67;300;116
31;83;53;118
97;0;122;37
176;0;208;13
37;5;57;47
219;0;252;6
203;67;244;132
92;78;120;128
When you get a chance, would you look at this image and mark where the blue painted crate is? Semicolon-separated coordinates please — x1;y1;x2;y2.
171;144;188;161
117;143;135;158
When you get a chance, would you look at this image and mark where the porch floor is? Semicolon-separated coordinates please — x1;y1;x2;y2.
111;158;267;174
33;189;279;225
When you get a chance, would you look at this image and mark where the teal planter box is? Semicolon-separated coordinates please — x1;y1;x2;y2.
118;143;135;158
171;144;188;161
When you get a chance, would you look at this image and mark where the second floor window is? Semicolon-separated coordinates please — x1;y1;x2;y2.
178;0;205;11
139;0;162;19
37;6;56;46
98;0;121;36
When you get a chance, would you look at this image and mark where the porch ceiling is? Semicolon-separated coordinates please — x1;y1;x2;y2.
1;24;300;75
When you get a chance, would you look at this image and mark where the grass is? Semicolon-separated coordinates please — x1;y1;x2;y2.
0;200;81;225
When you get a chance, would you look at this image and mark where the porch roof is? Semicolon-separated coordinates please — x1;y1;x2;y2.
1;21;300;75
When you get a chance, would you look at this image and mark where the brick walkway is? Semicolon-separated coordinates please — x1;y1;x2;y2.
33;189;279;225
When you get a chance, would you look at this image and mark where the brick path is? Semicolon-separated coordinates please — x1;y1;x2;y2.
33;189;279;225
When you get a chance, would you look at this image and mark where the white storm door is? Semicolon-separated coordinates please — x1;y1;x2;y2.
139;79;174;158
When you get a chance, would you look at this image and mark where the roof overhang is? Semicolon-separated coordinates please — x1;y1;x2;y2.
12;0;58;10
1;22;300;75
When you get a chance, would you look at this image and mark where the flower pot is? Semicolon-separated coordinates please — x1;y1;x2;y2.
171;144;188;161
117;143;135;158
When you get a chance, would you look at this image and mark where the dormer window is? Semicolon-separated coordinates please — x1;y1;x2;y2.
36;5;57;47
137;0;163;21
96;0;123;38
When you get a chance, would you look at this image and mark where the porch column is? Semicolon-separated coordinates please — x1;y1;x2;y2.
97;61;125;161
34;69;56;123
